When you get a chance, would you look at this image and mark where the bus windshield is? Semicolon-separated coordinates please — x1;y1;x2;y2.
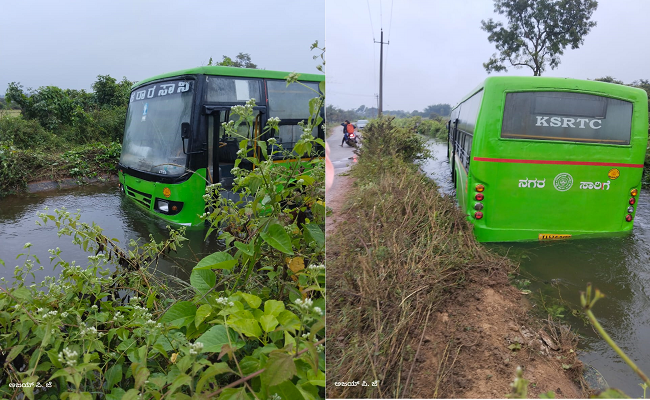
120;79;194;176
501;91;633;145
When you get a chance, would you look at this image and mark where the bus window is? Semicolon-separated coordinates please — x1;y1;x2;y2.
267;81;320;120
501;92;633;144
120;79;194;177
205;77;261;103
458;90;483;135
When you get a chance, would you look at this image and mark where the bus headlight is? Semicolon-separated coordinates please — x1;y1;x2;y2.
154;198;183;215
158;200;169;213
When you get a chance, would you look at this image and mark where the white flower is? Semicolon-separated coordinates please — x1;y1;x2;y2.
307;263;325;271
313;307;323;316
91;305;98;310
58;347;79;367
189;341;204;355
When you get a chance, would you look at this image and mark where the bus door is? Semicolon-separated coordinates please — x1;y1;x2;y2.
204;105;266;187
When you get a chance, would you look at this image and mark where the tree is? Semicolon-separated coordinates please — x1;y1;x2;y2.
481;0;598;76
208;52;258;69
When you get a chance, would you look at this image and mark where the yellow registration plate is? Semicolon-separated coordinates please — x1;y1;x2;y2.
538;234;572;240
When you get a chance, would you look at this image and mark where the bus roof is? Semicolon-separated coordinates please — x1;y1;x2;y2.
133;66;325;89
453;76;648;109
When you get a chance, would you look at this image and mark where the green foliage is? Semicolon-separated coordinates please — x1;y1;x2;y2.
4;74;131;146
482;0;598;76
208;52;258;69
0;141;121;197
356;116;431;170
0;205;324;398
0;114;59;150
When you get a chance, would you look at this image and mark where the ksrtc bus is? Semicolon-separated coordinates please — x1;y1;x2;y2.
448;76;649;242
118;66;324;226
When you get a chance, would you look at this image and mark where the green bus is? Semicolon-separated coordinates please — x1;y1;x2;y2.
117;66;324;226
448;76;649;242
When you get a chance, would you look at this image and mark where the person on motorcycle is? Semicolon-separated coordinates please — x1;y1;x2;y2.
341;120;356;146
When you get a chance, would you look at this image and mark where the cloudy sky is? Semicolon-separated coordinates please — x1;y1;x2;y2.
0;0;324;95
326;0;650;112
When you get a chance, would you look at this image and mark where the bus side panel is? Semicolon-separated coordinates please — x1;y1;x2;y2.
120;169;207;226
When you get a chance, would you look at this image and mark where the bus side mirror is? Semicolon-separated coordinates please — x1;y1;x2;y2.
181;122;191;139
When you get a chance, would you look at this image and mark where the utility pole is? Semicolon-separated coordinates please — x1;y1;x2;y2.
374;29;389;116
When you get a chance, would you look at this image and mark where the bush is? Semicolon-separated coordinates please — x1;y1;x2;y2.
357;116;431;168
0;115;60;150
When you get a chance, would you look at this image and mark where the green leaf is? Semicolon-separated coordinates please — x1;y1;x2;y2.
106;388;126;400
6;345;25;364
234;241;254;256
264;300;285;317
262;352;297;388
303;224;324;250
197;325;239;353
218;387;248;400
269;380;306;400
260;314;279;333
195;363;235;393
260;224;294;255
230;317;262;339
238;292;262;309
131;362;150;390
104;364;122;391
159;301;196;325
190;269;216;296
277;310;302;332
195;304;212;328
194;252;238;270
168;373;192;394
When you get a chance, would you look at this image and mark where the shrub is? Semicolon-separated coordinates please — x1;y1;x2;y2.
0;115;60;150
357;116;431;168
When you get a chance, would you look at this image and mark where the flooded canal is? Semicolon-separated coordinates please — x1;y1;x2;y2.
422;138;650;397
0;183;223;286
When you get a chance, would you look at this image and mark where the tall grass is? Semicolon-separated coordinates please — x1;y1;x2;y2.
326;117;516;398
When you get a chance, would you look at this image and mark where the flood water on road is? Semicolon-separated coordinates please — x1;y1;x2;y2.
422;138;650;397
0;183;223;286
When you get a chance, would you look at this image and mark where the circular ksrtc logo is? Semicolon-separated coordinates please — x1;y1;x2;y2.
608;168;620;180
553;173;573;192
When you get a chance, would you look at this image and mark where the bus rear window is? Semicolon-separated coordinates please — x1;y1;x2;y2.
501;92;632;144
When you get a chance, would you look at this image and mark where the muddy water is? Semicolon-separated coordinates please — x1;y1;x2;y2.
0;183;222;286
422;138;650;397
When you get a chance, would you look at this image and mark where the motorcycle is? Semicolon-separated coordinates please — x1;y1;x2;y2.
344;132;358;147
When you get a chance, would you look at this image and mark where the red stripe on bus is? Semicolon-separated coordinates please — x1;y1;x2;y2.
473;157;643;168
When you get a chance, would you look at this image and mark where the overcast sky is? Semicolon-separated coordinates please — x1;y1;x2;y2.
0;0;324;95
326;0;650;112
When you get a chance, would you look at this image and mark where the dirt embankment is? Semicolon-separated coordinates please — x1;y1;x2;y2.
326;165;584;399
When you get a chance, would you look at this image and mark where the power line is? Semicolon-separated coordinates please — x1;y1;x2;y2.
388;0;394;42
366;0;375;41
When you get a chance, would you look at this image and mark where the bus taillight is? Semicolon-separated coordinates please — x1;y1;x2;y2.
631;189;638;197
626;214;633;222
474;203;484;211
475;193;484;201
628;206;635;213
475;184;485;192
629;198;636;205
474;211;483;219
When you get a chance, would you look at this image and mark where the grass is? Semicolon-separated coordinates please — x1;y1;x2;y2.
325;117;517;398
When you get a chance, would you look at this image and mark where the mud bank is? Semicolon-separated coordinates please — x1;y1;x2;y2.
25;174;118;193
